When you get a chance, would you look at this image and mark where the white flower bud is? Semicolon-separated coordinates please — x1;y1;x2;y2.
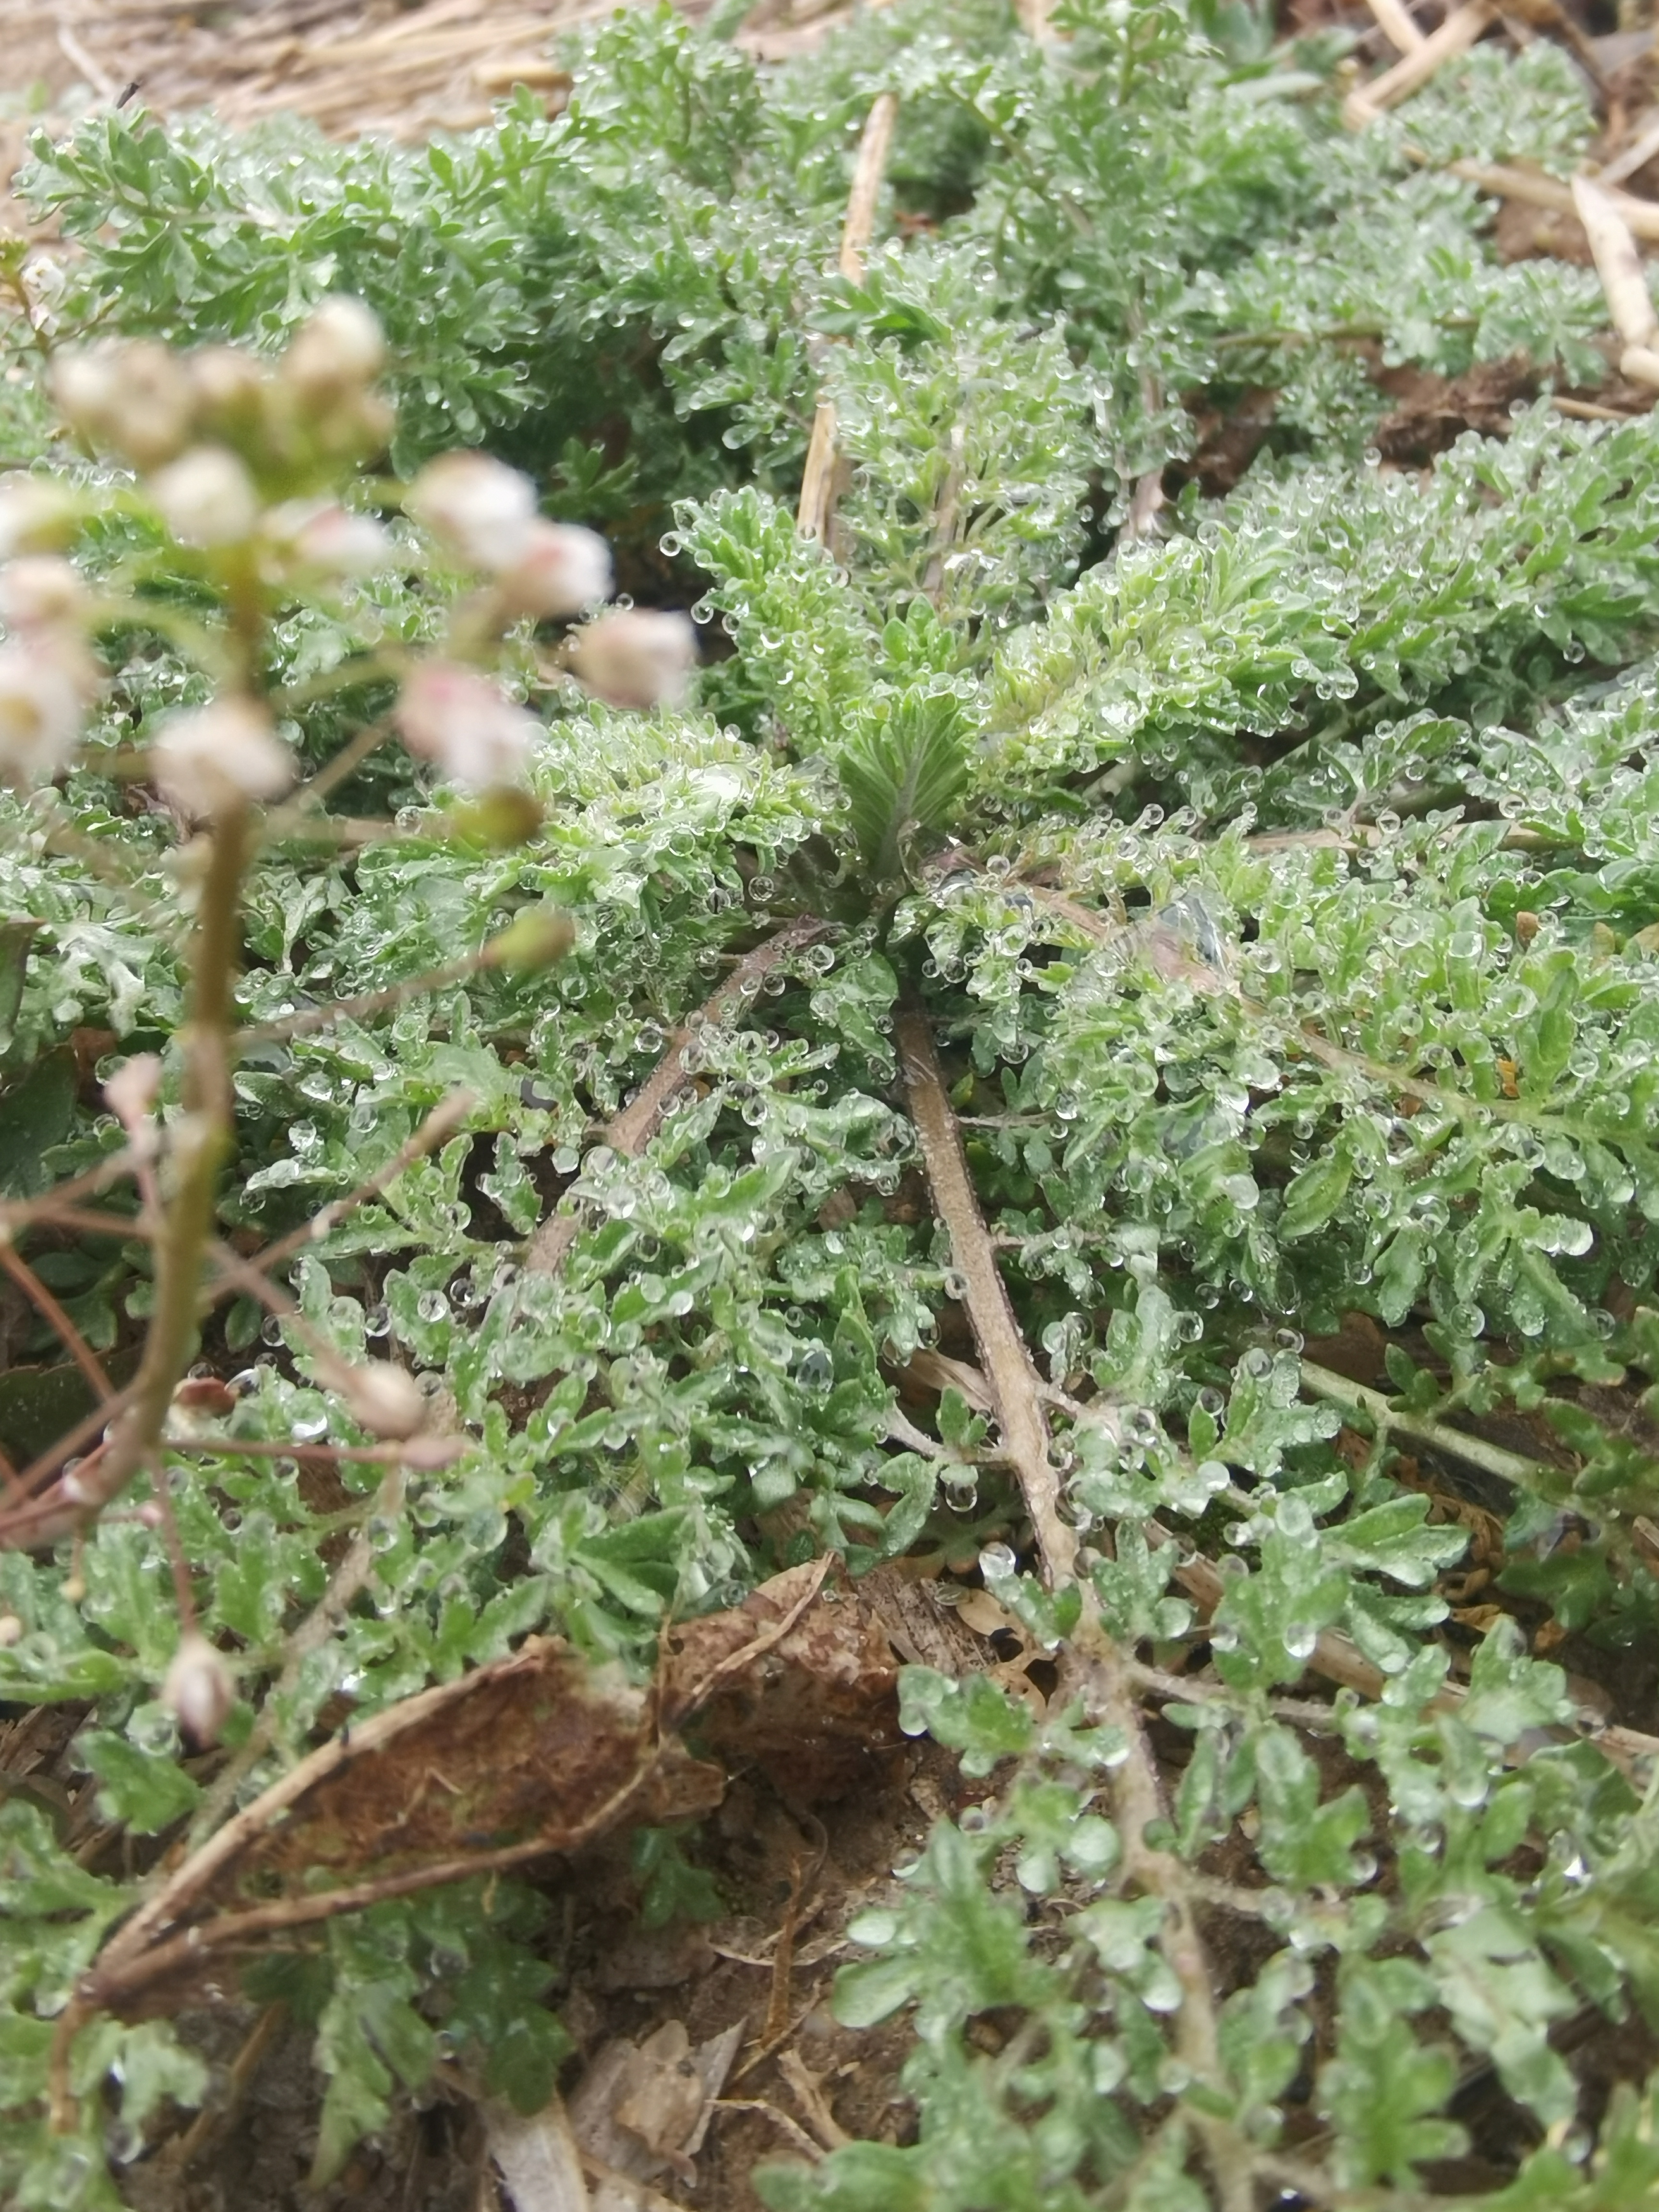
149;446;261;549
0;477;78;560
497;519;613;619
103;1051;163;1128
283;297;386;397
51;349;123;442
569;609;697;711
395;661;539;789
20;255;64;330
406;452;537;571
263;499;392;577
0;642;87;787
55;341;194;469
336;1361;426;1441
0;1613;22;1647
152;697;293;820
190;345;267;416
163;1630;235;1747
0;556;86;631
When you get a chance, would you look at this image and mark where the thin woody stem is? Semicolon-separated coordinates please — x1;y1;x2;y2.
896;1001;1074;1586
248;1086;476;1279
0;1240;115;1406
798;91;900;544
233;929;526;1048
525;919;830;1278
896;996;1253;2212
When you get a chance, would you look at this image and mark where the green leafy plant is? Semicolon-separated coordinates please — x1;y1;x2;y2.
4;3;1659;2208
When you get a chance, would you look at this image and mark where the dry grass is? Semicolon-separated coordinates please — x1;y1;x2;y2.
2;0;668;145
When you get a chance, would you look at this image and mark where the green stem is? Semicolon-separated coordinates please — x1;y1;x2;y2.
80;810;250;1515
1299;1358;1558;1493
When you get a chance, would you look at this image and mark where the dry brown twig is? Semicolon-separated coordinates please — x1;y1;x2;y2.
1362;0;1427;54
796;91;901;547
1599;109;1659;189
1572;175;1659;386
1343;0;1495;128
895;1005;1074;1587
524;918;830;1278
1441;155;1659;240
776;2049;851;2152
893;1000;1252;2212
0;1239;116;1409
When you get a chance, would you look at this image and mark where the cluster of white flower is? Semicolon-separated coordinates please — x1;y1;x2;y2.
399;448;697;788
0;498;97;789
0;298;701;804
0;298;397;799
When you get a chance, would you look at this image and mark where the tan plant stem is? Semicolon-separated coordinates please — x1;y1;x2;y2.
0;1138;162;1231
1599;109;1659;188
1572;176;1659;349
895;1003;1074;1587
1363;0;1426;51
0;1388;138;1544
63;1773;661;2054
797;91;900;544
894;1000;1250;2212
257;709;390;832
1412;149;1659;245
23;1202;155;1243
524;918;830;1278
233;926;541;1048
165;1431;442;1467
1161;1531;1659;1773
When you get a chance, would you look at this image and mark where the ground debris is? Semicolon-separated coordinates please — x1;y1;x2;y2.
80;1563;901;2023
569;2019;744;2195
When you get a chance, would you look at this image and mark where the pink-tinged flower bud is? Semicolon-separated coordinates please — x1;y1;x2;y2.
0;643;87;787
163;1630;235;1747
406;452;536;571
152;697;293;820
569;609;697;711
399;1433;466;1471
283;297;386;398
103;1051;163;1128
149;446;261;549
395;660;539;789
0;477;78;560
55;341;195;469
336;1361;426;1441
497;519;612;619
264;500;392;577
0;556;86;631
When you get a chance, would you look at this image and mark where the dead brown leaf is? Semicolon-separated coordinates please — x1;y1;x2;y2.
569;2020;744;2193
67;1563;898;2044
